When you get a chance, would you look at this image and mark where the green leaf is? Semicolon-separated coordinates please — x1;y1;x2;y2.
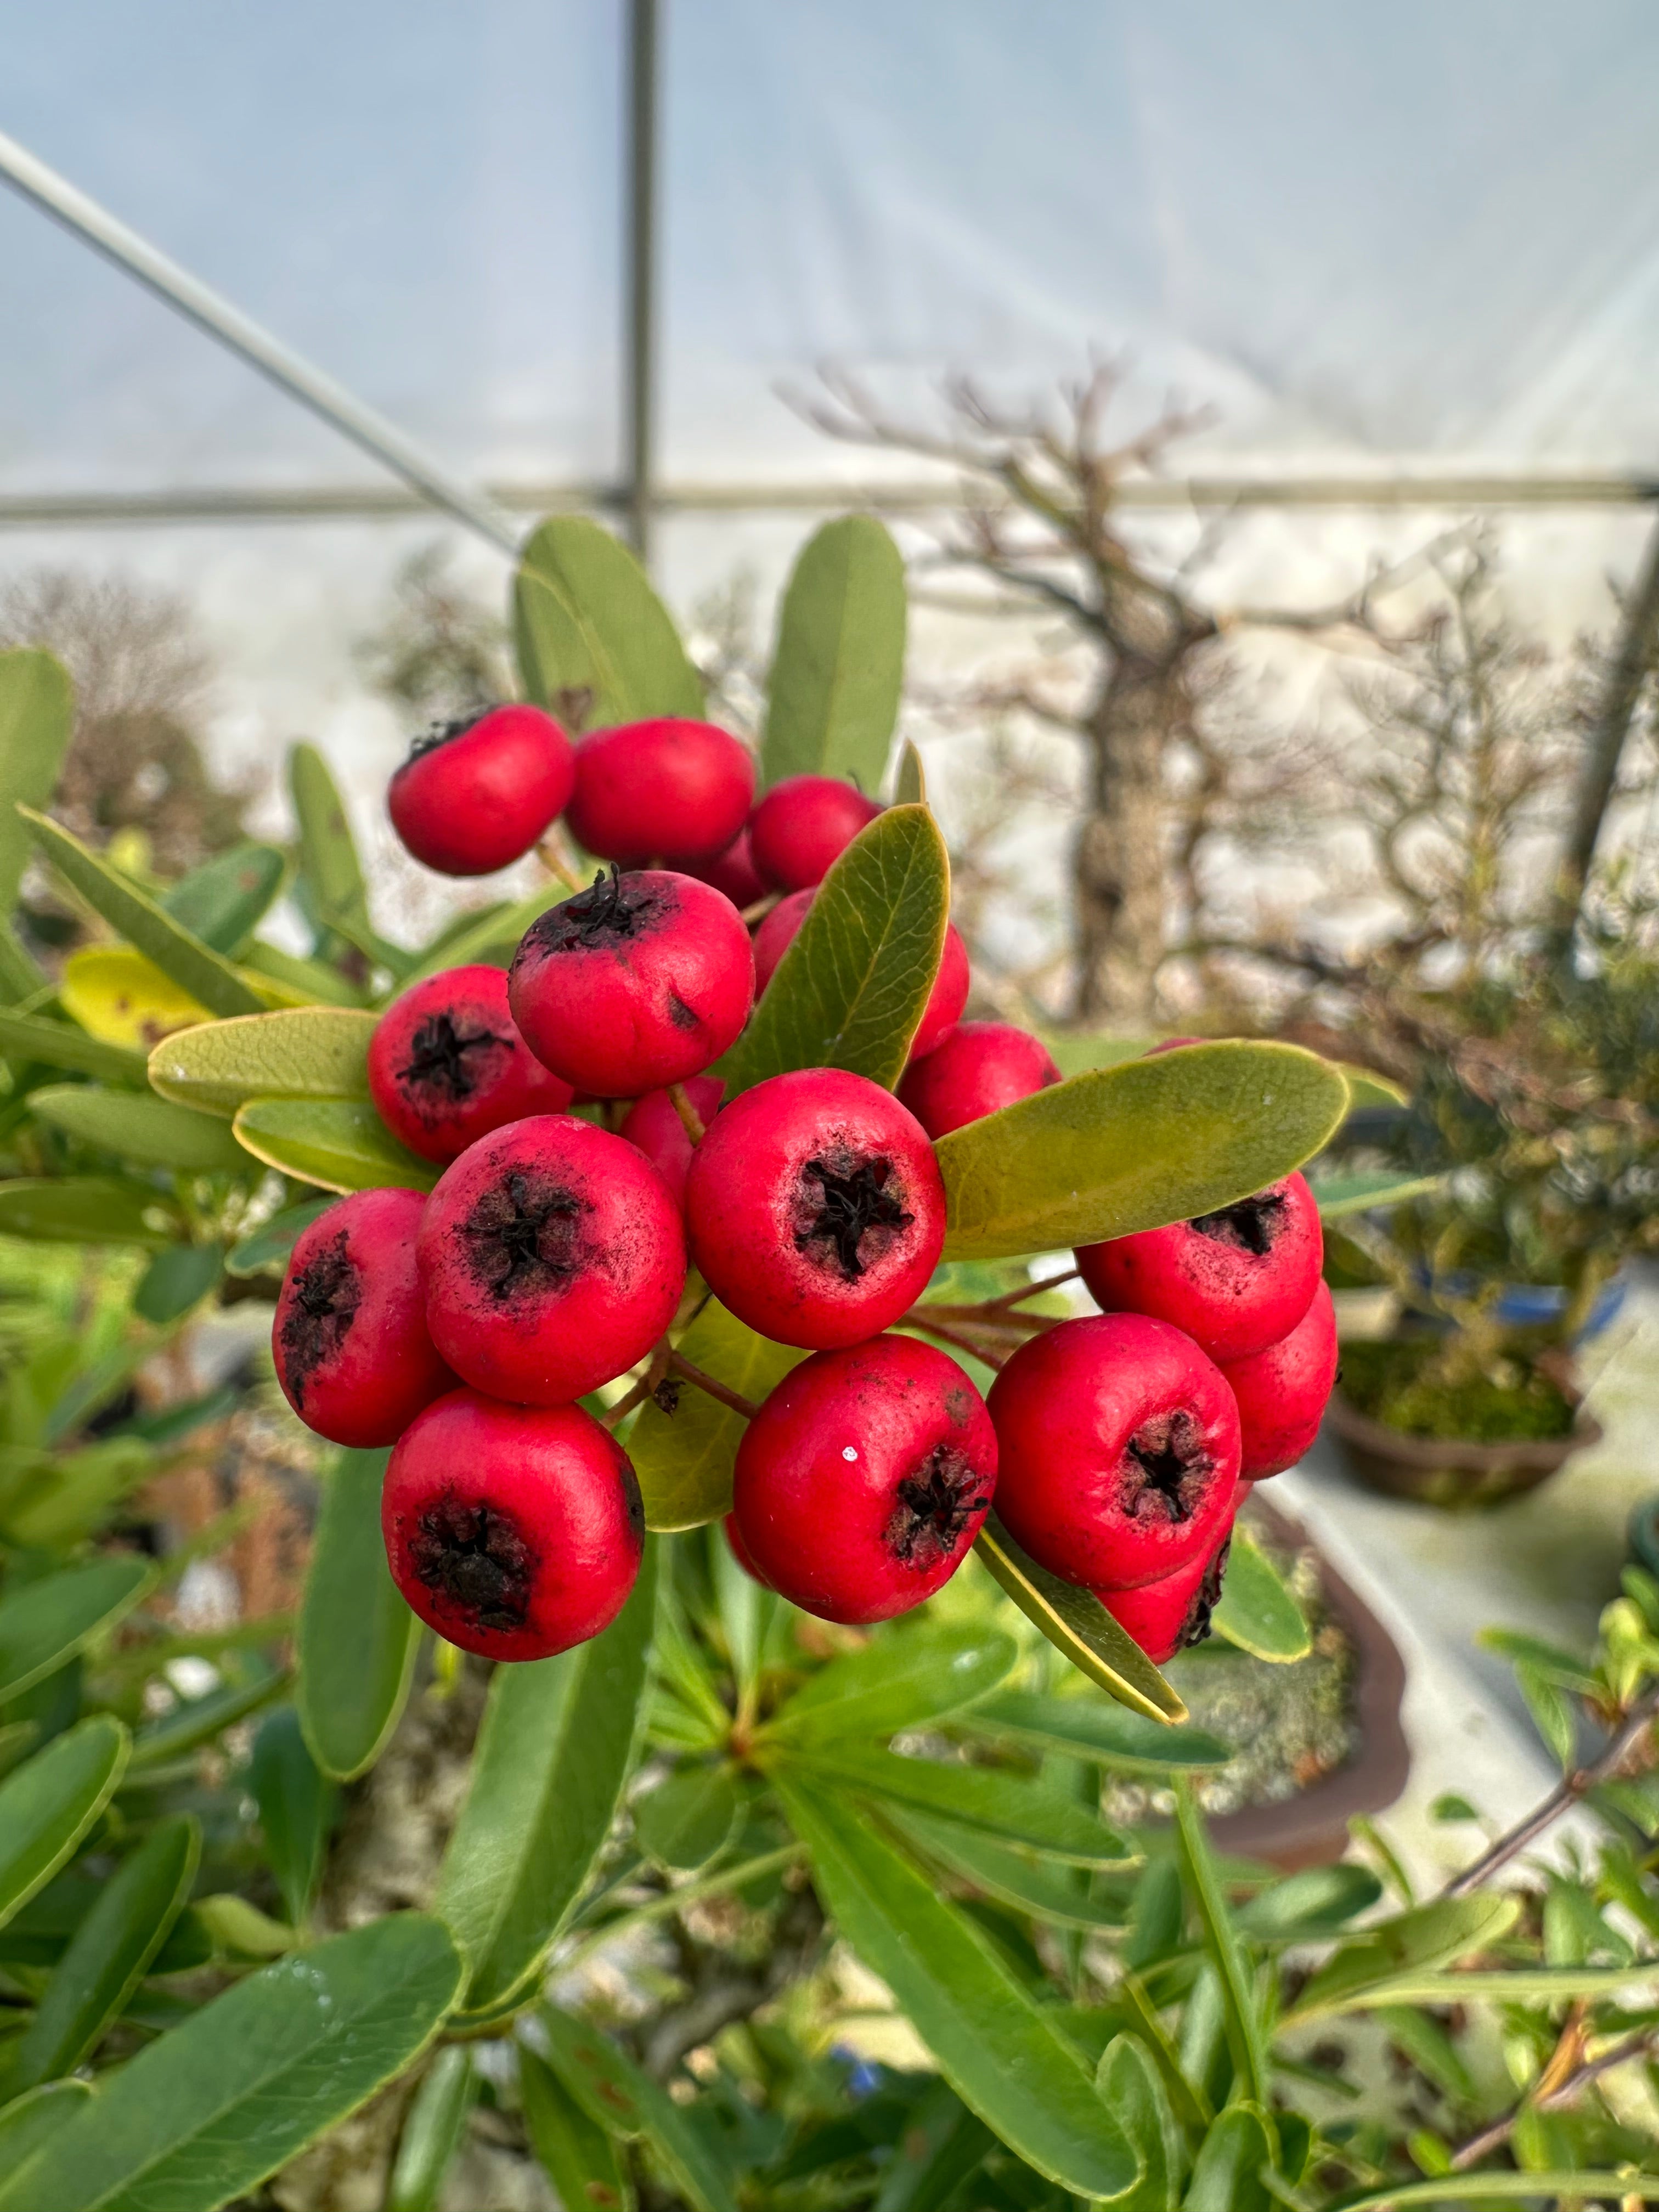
761;1623;1019;1747
240;938;368;1007
1514;1661;1577;1768
935;1042;1349;1262
533;2006;736;2212
0;651;74;920
515;516;704;726
148;1007;377;1118
387;2048;475;2212
1181;2103;1274;2212
297;1447;421;1782
1284;1894;1522;2023
0;2084;93;2191
12;1815;199;2090
633;1766;741;1871
162;843;287;956
0;1009;149;1086
225;1194;337;1277
1235;1865;1382;1941
436;1543;658;2016
0;1915;462;2212
721;805;950;1094
1209;1533;1310;1663
233;1096;437;1193
1096;2034;1180;2211
1333;2178;1659;2208
0;1559;153;1703
774;1773;1138;2200
885;1804;1129;1932
520;2044;635;2212
783;1742;1133;1867
1174;1780;1267;2106
1476;1629;1600;1696
19;806;264;1019
1309;1169;1443;1220
1;1437;155;1548
128;1670;287;1770
0;1178;175;1248
133;1242;225;1325
28;1085;249;1173
1372;2004;1477;2107
893;737;927;806
290;743;370;936
190;1893;297;1959
0;1718;129;1933
1311;1960;1655;2008
251;1708;334;1926
972;1518;1186;1724
629;1300;807;1532
760;516;906;792
404;886;561;984
959;1691;1231;1773
870;2083;991;2212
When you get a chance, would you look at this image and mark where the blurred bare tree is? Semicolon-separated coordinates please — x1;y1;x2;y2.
356;544;511;726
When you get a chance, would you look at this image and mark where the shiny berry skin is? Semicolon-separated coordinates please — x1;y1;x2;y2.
566;718;754;866
1097;1528;1233;1664
987;1313;1242;1590
752;885;968;1056
752;888;815;994
732;1336;996;1624
1220;1279;1338;1479
685;827;765;909
899;1021;1060;1138
382;1389;644;1660
685;1069;946;1350
368;965;574;1164
723;1513;774;1588
618;1076;725;1208
273;1189;454;1447
1076;1173;1323;1364
509;868;754;1098
417;1115;686;1405
749;775;881;890
388;705;574;876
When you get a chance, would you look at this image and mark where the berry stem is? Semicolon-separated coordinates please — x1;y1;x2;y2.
667;1082;708;1144
602;1337;674;1430
668;1350;760;1420
903;1313;1009;1371
983;1267;1081;1311
914;1302;1054;1334
535;829;585;893
740;892;781;927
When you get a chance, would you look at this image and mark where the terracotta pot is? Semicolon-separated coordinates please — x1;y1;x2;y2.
1325;1386;1602;1509
1208;1497;1409;1871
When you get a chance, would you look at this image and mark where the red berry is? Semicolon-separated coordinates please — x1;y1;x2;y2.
749;775;881;890
417;1115;686;1404
685;1069;946;1349
909;923;971;1059
566;718;754;866
1076;1173;1323;1364
273;1189;454;1446
1220;1279;1338;1478
899;1021;1060;1138
732;1336;996;1623
1097;1528;1233;1664
388;706;574;876
987;1313;1241;1590
509;868;753;1098
367;964;574;1165
382;1389;643;1660
618;1075;725;1208
752;888;815;994
723;1513;774;1588
686;827;765;909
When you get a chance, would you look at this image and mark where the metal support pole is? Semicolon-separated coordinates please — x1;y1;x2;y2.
0;127;521;557
625;0;661;567
1556;506;1659;929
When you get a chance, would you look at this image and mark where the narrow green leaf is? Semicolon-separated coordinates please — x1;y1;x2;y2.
133;1243;224;1324
2;1437;155;1548
29;1085;249;1173
784;1741;1133;1867
1284;1894;1522;2023
162;842;288;956
633;1767;741;1871
0;1718;129;1933
1236;1865;1382;1941
1209;1533;1310;1663
973;1519;1186;1724
0;651;74;918
1096;2034;1180;2212
885;1804;1128;1932
774;1773;1138;2200
1515;1661;1577;1768
534;2006;737;2212
760;516;906;792
240;938;368;1007
1334;2177;1659;2208
1310;1169;1443;1220
520;2044;635;2212
1305;1960;1655;2010
404;886;561;984
387;2048;475;2212
297;1447;421;1782
0;1915;462;2212
19;806;264;1019
233;1096;437;1193
1181;2103;1275;2212
629;1300;806;1532
225;1194;337;1277
0;1009;149;1086
761;1624;1019;1747
871;2083;991;2212
437;1543;658;2016
1372;2004;1478;2106
721;805;949;1094
935;1042;1349;1262
515;515;704;726
893;737;927;806
13;1815;199;2090
251;1708;334;1926
128;1670;287;1770
1173;1781;1267;2106
0;1558;153;1703
0;1178;175;1248
148;1007;377;1117
959;1691;1231;1773
290;743;370;934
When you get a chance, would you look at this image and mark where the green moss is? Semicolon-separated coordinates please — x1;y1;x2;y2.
1341;1338;1575;1442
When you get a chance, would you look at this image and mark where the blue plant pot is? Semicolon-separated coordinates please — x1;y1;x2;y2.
1413;1269;1627;1342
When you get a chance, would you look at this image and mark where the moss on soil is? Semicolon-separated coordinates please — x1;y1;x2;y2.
1340;1337;1576;1443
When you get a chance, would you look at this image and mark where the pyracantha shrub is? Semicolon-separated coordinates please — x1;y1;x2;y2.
566;716;755;866
368;963;574;1163
388;702;574;875
899;1019;1061;1137
1221;1278;1339;1477
749;772;882;889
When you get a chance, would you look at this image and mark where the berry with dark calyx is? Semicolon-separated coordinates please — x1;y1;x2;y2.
751;883;969;1057
382;1389;644;1659
509;867;753;1098
987;1313;1242;1590
732;1335;996;1623
749;774;881;890
368;964;574;1164
417;1115;686;1405
273;1189;454;1446
685;827;765;909
388;704;574;876
752;888;815;994
619;1075;725;1207
1097;1529;1233;1664
1220;1279;1339;1478
1076;1172;1323;1364
723;1513;774;1588
685;1068;946;1350
566;718;754;866
899;1020;1060;1138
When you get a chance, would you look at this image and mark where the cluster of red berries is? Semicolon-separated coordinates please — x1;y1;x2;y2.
270;706;1335;1672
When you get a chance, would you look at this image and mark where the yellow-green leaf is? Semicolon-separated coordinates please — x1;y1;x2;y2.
1209;1531;1311;1662
629;1299;807;1531
0;651;73;918
1311;1169;1444;1220
515;515;703;727
760;516;906;792
58;946;212;1050
148;1008;377;1118
232;1097;437;1194
29;1085;250;1173
973;1517;1186;1724
1284;1894;1522;2024
894;737;927;805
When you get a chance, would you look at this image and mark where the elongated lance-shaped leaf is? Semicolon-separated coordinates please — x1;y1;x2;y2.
761;516;906;792
957;1690;1230;1773
290;742;370;934
893;736;927;806
149;1007;377;1118
0;1008;149;1086
520;2044;636;2212
759;1623;1018;1747
0;1178;176;1249
386;2047;475;2212
1174;1779;1267;2106
0;1915;462;2212
0;1558;153;1705
885;1805;1130;1932
0;2084;93;2191
1311;1168;1444;1219
629;1299;806;1531
233;1097;438;1193
297;1447;421;1782
250;1708;334;1926
973;1518;1186;1723
0;1719;130;1935
1096;2035;1181;2212
19;806;264;1018
721;805;949;1095
532;2006;737;2212
1209;1532;1310;1662
1282;1892;1523;2023
781;1740;1134;1867
29;1085;250;1173
935;1041;1348;1262
437;1542;658;2016
0;651;73;922
515;516;703;726
1181;2103;1276;2212
162;840;288;955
